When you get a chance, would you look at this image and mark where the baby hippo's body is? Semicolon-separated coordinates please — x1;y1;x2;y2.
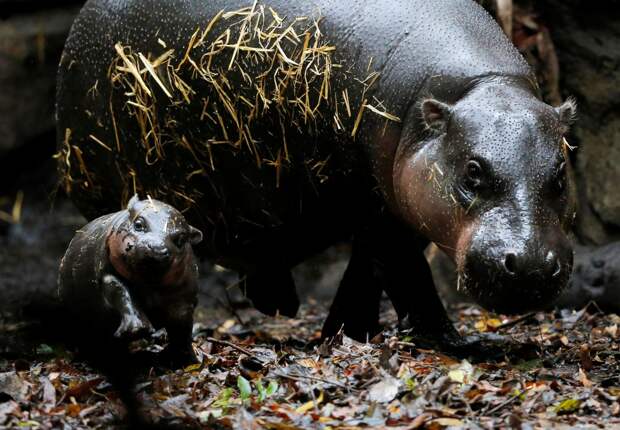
58;195;203;364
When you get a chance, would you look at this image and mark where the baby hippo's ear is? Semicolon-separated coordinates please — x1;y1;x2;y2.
127;194;141;216
421;98;453;133
556;97;577;134
189;226;203;245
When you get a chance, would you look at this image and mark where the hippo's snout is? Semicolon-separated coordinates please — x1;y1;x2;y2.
502;249;563;280
462;230;573;314
149;244;172;262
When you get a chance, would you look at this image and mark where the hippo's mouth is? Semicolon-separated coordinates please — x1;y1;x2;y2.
133;257;174;282
458;268;570;315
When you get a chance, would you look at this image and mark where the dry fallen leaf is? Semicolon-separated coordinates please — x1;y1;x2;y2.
0;372;31;403
368;374;400;403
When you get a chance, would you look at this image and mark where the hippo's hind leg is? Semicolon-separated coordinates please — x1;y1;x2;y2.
101;274;154;339
243;268;300;317
322;232;383;341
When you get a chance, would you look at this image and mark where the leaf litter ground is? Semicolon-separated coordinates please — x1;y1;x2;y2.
1;2;610;429
1;298;620;429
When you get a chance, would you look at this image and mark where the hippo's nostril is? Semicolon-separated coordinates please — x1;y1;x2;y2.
150;245;170;260
503;253;517;275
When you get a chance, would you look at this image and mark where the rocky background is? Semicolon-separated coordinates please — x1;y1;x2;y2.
1;0;619;316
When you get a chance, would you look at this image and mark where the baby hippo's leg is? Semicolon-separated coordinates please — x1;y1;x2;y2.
163;298;199;366
101;274;154;339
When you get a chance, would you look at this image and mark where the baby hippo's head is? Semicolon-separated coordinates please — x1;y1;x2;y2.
108;195;203;285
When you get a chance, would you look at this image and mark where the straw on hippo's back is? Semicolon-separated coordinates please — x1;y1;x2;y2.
57;0;577;352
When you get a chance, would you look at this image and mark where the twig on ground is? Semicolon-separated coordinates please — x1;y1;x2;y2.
272;370;354;391
207;337;259;359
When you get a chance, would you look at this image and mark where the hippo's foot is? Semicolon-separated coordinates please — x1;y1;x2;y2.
243;268;300;318
322;233;383;342
114;314;155;340
322;310;382;342
160;344;200;368
405;326;537;361
161;314;199;368
355;213;536;360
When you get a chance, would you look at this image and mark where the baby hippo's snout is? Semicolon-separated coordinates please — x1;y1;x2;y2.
148;242;173;263
145;231;191;263
463;230;573;314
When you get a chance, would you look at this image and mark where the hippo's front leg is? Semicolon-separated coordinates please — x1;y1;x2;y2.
370;215;517;357
323;214;458;344
101;274;154;339
370;221;463;347
160;295;199;366
346;214;464;345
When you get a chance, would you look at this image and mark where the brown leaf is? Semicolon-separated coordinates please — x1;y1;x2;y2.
579;344;593;371
65;377;104;400
409;412;432;429
578;368;593;389
605;324;618;339
66;403;82;417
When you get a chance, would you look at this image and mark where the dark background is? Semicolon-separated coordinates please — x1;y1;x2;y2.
1;0;620;324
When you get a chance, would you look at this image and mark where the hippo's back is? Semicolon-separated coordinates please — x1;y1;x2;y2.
58;212;118;310
57;0;532;263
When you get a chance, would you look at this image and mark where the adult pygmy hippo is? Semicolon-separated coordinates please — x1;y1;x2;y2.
58;195;203;363
57;0;577;350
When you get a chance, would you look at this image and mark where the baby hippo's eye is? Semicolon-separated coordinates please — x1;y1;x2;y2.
133;217;148;232
464;159;484;189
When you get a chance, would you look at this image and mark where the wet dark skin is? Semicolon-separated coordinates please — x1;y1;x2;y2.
58;195;203;365
58;0;576;354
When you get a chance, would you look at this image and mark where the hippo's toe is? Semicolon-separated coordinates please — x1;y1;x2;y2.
114;315;155;339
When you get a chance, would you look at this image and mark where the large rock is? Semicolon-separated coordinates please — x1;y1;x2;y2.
555;242;620;312
0;6;80;155
540;0;620;244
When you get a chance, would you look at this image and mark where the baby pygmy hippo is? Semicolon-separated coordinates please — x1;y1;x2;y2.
58;195;203;364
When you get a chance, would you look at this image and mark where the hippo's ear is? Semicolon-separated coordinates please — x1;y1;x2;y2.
556;97;577;134
188;226;203;245
421;98;453;133
127;194;141;213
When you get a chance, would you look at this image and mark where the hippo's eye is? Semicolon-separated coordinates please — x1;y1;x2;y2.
464;159;484;189
133;217;148;232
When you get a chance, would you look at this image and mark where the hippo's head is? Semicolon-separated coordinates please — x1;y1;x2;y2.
107;195;203;285
394;79;577;314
